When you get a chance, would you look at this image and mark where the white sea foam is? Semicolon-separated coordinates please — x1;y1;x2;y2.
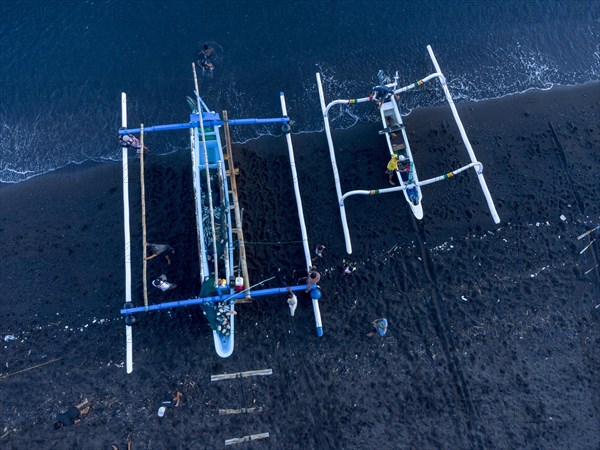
2;43;597;185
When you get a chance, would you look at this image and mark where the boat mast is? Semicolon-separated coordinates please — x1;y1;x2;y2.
193;63;220;284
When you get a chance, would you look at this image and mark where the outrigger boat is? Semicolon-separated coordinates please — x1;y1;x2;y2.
316;45;500;254
118;65;323;373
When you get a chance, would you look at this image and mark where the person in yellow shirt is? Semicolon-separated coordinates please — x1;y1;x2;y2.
386;154;400;185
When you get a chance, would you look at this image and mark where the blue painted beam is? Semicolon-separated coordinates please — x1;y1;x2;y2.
120;285;310;315
119;116;290;135
199;163;219;170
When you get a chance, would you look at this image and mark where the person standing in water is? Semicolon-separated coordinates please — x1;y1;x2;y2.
197;43;215;71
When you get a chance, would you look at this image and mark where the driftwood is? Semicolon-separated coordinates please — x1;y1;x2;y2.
0;358;61;380
211;369;272;382
225;433;269;446
218;407;264;415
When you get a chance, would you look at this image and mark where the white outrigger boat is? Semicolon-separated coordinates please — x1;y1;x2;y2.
316;45;500;254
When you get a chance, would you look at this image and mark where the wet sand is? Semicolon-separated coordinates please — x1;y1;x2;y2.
1;82;599;449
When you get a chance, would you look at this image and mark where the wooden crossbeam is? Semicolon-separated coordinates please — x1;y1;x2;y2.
218;407;264;415
211;369;272;382
234;298;253;304
225;433;269;446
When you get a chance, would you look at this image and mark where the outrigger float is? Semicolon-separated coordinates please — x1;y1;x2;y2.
316;45;500;254
119;65;322;374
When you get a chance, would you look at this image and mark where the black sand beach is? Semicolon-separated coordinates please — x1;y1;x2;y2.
1;83;599;449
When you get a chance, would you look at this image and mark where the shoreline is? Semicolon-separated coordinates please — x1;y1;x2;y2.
2;80;598;187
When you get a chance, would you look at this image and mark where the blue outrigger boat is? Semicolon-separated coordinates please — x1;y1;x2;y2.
118;64;322;373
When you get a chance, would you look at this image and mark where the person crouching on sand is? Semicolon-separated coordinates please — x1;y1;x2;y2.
343;263;356;277
145;243;175;265
287;287;298;316
368;318;388;337
158;391;183;417
54;399;90;430
152;274;176;291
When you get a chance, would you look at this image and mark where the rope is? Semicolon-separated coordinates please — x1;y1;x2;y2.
240;240;305;246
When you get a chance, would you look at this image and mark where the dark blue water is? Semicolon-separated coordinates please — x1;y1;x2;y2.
1;0;598;182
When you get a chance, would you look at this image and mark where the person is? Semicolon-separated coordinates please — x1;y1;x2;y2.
368;318;388;337
315;244;326;259
196;44;215;71
119;133;149;155
304;268;321;293
158;391;183;417
343;263;356;276
286;287;298;317
398;155;411;182
386;154;400;185
370;85;399;108
145;243;175;265
152;274;177;292
312;244;326;265
385;116;400;138
111;442;132;450
54;399;90;429
161;391;183;407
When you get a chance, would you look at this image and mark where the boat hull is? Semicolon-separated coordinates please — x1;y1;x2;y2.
380;99;423;219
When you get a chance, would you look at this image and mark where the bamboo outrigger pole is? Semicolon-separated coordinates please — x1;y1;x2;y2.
426;45;500;224
223;111;251;296
140;124;148;310
121;93;134;374
280;92;323;336
316;73;353;254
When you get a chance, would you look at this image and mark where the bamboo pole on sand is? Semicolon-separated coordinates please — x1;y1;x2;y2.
140;124;148;311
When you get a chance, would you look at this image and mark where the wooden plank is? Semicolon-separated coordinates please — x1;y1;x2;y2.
211;369;272;382
223;111;251;297
234;298;253;304
225;168;240;176
218;407;264;415
225;433;269;446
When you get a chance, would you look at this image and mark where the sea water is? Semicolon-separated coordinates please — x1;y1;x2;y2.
1;0;598;183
